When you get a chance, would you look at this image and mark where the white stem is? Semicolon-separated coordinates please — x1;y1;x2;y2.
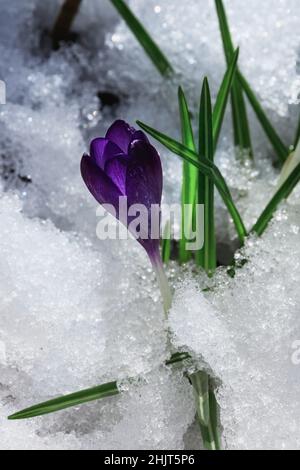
150;251;172;316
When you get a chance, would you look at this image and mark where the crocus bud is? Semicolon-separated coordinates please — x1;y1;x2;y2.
81;120;171;313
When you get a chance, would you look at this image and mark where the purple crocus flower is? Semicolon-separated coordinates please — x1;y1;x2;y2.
81;120;171;311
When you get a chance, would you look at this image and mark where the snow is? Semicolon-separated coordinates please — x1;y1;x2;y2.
0;0;299;450
170;201;300;449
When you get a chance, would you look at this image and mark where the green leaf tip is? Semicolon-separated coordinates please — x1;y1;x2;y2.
213;47;239;150
198;76;216;275
8;381;119;420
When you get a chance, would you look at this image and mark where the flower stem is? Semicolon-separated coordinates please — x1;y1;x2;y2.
52;0;82;50
150;249;221;450
150;249;172;316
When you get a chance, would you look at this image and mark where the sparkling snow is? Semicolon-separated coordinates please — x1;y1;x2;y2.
0;0;299;450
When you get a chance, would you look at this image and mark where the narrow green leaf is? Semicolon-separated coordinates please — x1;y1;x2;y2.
252;162;300;236
178;87;197;263
178;87;196;151
137;120;248;244
9;351;194;420
166;351;191;365
8;381;119;420
209;388;221;450
110;0;173;77
198;78;216;276
213;48;239;150
198;420;219;450
190;371;210;426
190;372;220;450
215;0;253;158
238;72;288;163
161;220;171;263
137;121;228;196
196;88;206;270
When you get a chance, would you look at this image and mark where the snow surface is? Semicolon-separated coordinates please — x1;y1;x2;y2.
170;201;300;450
0;0;299;450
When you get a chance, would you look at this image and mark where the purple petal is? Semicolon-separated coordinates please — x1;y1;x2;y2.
131;130;149;144
106;120;149;154
125;140;163;254
90;138;123;170
81;154;122;216
105;155;129;194
106;120;135;154
126;140;163;209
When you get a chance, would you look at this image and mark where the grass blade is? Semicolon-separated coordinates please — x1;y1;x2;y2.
252;162;300;236
213;48;239;150
9;351;194;419
198;78;216;275
196;79;220;450
215;0;253;157
8;381;119;420
190;371;210;427
238;72;288;163
166;351;191;365
209;388;221;449
137;120;248;243
178;87;197;263
190;372;220;450
162;220;171;263
137;122;228;196
110;0;173;77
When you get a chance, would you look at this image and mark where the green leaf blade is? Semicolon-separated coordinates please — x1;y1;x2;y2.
190;371;210;427
215;0;253;158
213;47;239;150
198;78;216;275
137;120;247;243
110;0;173;77
8;381;119;420
166;351;191;365
178;87;197;263
162;220;171;263
252;162;300;236
190;371;221;450
238;72;288;163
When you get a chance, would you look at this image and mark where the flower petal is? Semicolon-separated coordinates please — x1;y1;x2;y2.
131;130;149;144
125;140;163;255
81;154;122;215
105;120;136;153
106;120;148;154
105;155;129;194
126;140;163;209
90;138;123;170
